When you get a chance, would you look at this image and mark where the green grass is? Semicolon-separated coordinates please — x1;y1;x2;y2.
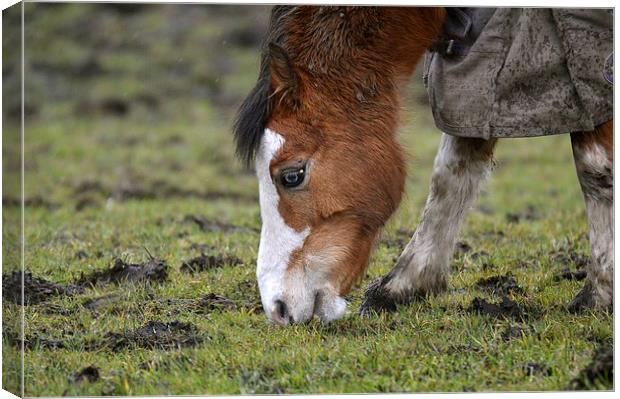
2;3;612;396
3;103;612;395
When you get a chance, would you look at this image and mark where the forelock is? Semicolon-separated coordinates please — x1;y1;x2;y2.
232;6;297;168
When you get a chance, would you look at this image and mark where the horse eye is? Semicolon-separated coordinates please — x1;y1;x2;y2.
280;166;306;188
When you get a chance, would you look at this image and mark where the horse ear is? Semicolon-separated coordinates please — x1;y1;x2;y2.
268;42;300;108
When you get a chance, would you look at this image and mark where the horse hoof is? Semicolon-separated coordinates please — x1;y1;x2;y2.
568;282;599;313
569;282;613;313
359;277;402;316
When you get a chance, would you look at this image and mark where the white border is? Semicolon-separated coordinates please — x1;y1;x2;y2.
0;1;617;399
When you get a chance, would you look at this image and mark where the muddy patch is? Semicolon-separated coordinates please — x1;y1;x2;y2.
74;250;90;260
455;241;472;255
475;273;524;296
480;261;497;271
183;214;259;234
567;282;597;313
4;330;66;350
523;362;552;377
468;297;532;321
72;179;257;204
83;294;123;313
569;345;613;389
69;366;100;384
475;204;494;215
553;268;587;282
379;236;407;250
77;258;168;286
501;325;525;342
548;242;589;269
506;204;540;223
25;336;66;350
379;228;416;250
194;293;237;313
97;321;204;350
180;254;243;274
75;195;102;211
470;250;490;261
479;229;505;239
2;195;58;209
159;294;237;313
39;303;76;316
2;271;83;305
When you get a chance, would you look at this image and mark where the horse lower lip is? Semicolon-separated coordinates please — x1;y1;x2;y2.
312;291;323;316
271;299;293;325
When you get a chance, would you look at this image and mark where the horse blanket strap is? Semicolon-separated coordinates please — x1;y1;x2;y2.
424;8;613;139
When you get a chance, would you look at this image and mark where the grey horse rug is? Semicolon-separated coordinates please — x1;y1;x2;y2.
424;8;613;139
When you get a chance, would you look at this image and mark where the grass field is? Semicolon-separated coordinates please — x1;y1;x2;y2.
2;3;613;396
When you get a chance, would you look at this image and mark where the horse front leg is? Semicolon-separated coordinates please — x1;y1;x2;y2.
569;120;613;312
361;133;497;314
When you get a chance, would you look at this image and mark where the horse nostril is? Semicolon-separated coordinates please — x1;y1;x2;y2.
312;291;323;315
272;300;293;325
275;300;288;319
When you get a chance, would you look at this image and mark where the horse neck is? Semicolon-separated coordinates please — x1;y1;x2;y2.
285;7;446;135
286;7;445;79
379;7;446;80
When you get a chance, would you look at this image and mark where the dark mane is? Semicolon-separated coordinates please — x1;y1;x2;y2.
233;6;295;168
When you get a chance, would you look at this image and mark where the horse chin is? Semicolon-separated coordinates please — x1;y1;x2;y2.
283;290;347;325
313;292;347;323
273;270;348;324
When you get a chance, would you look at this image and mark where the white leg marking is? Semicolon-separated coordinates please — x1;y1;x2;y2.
386;134;495;296
255;129;310;319
573;141;613;306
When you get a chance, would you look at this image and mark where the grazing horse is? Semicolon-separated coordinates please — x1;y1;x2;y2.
234;6;613;325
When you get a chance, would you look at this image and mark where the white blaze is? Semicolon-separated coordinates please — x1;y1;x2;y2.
255;129;310;318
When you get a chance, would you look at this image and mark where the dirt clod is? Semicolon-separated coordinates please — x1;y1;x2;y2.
379;235;406;250
75;195;101;211
455;241;472;255
469;296;527;320
475;273;524;296
27;336;66;350
470;250;490;260
569;345;613;389
195;293;237;312
72;180;258;204
40;304;75;316
160;294;237;314
77;258;168;286
553;268;587;282
4;330;66;350
183;214;258;234
506;204;540;223
69;366;100;384
2;195;57;209
83;294;122;312
501;325;525;342
568;282;597;313
549;243;589;269
100;321;203;350
2;271;83;305
180;254;243;274
523;362;552;377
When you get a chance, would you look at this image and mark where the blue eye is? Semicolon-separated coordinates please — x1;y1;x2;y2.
280;165;306;188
